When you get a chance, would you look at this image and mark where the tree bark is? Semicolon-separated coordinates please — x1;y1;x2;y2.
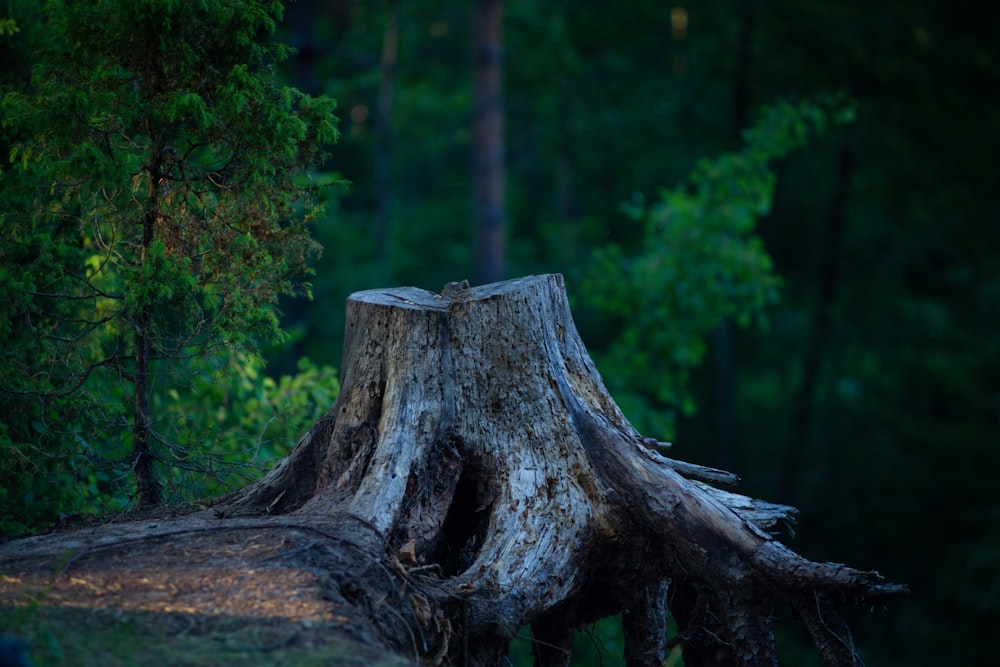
373;0;398;261
708;0;757;474
473;0;506;285
217;273;905;666
1;274;905;665
132;314;160;507
133;156;163;507
779;147;854;505
711;320;737;470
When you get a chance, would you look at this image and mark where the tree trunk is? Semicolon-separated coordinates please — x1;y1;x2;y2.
373;0;398;261
708;0;757;473
779;147;854;505
132;317;160;507
218;273;905;666
711;320;737;470
473;0;506;285
133;161;163;507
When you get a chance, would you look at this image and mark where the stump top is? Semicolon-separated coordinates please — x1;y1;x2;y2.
347;274;563;310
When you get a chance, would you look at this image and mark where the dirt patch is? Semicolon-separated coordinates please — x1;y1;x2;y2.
0;516;416;666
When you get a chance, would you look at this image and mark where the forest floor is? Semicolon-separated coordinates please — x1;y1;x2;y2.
0;507;412;667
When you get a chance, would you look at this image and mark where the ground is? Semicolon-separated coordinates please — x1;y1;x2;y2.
0;507;413;667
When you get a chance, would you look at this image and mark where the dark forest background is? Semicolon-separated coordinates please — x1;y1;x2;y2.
3;1;998;664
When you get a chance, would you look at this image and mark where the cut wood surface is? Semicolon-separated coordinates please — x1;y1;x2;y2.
1;274;906;666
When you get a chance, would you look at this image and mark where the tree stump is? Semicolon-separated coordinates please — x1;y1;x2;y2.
217;273;905;666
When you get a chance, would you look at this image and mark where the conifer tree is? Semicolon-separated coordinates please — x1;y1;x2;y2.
2;0;338;507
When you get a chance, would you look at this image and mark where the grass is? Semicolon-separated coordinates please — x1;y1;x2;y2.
0;603;411;667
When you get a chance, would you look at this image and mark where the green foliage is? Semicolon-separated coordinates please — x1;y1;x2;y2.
0;0;339;519
149;354;339;501
1;604;410;667
1;1;996;662
583;96;856;437
0;351;339;536
275;2;998;663
507;617;627;667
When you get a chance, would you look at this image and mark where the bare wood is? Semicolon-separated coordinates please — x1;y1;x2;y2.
4;273;904;666
229;274;905;665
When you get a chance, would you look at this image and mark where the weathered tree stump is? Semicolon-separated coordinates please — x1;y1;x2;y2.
217;273;906;666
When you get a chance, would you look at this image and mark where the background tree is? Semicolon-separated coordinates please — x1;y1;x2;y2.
473;0;506;284
583;96;855;440
3;0;997;663
269;1;997;663
0;0;92;533
1;0;338;509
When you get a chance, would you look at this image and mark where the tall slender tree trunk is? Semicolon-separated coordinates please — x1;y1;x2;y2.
553;77;577;264
133;312;159;507
473;0;505;285
709;0;756;470
133;159;163;507
711;323;736;470
731;0;756;134
282;0;323;95
373;0;398;261
779;147;854;505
